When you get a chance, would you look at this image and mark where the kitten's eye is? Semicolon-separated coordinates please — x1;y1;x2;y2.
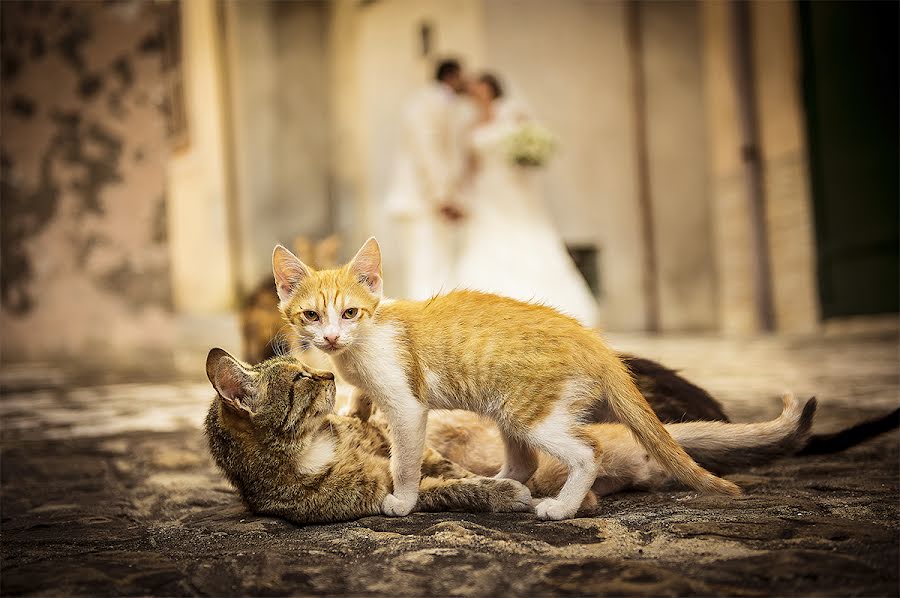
303;310;320;322
342;308;358;319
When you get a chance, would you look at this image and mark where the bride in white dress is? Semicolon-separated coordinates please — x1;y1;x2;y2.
453;73;599;327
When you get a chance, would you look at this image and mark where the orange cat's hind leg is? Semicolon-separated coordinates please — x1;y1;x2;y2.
494;433;538;483
525;412;602;520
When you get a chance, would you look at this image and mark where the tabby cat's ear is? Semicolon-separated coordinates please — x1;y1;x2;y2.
273;244;311;304
206;348;255;417
348;237;382;296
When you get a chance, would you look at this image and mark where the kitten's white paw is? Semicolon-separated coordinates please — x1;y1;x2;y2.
382;493;416;517
534;498;578;520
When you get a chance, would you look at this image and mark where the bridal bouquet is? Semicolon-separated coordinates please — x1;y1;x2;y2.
505;122;557;167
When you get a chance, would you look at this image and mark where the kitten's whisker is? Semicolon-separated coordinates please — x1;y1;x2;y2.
270;324;297;358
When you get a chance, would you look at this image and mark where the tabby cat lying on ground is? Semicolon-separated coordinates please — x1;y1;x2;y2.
204;348;532;524
206;349;819;523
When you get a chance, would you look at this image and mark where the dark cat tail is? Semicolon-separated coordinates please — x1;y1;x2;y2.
798;407;900;455
619;355;730;423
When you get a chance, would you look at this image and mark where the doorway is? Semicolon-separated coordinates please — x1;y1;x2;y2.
798;1;899;318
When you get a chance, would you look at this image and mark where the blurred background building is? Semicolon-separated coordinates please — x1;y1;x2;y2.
1;0;897;374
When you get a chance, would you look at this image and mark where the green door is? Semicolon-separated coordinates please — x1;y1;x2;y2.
798;0;899;318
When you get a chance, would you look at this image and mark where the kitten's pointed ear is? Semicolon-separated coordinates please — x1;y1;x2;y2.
206;348;255;417
348;237;382;296
273;244;311;305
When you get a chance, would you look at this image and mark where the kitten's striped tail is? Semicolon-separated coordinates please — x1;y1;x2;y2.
603;360;741;495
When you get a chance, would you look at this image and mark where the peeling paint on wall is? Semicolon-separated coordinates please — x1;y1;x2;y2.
1;1;174;364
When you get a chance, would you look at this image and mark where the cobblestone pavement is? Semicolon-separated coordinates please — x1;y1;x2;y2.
1;333;898;596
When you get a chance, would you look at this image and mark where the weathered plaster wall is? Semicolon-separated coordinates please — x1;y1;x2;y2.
752;1;820;333
702;1;758;334
224;0;333;293
1;1;173;365
641;0;717;332
165;0;241;372
702;0;820;334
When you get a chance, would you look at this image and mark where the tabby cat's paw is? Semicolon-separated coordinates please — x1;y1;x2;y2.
382;493;416;517
491;479;533;513
534;497;578;520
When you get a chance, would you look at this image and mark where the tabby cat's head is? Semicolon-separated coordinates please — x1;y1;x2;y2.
205;348;336;442
272;237;382;354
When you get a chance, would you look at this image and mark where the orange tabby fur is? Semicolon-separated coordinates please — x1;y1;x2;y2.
273;238;739;520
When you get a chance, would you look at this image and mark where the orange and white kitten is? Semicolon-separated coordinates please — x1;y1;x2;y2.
272;238;739;520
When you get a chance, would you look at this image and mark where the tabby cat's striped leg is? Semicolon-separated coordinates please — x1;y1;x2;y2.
415;477;532;513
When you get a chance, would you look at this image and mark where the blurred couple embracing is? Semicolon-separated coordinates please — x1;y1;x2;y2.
386;58;598;328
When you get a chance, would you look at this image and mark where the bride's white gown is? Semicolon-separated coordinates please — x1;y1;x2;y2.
454;110;598;327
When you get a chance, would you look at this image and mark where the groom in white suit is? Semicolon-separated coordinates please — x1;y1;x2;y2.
386;59;469;300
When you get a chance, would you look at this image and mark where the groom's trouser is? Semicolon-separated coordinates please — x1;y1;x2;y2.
401;212;456;300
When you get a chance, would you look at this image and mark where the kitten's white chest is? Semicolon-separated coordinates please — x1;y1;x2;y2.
330;324;411;399
331;354;367;388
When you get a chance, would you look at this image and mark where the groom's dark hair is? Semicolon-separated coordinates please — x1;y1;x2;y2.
435;59;461;82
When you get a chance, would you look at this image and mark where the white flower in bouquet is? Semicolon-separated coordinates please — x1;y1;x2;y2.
506;122;557;167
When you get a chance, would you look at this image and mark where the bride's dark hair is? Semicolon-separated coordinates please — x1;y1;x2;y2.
478;72;504;100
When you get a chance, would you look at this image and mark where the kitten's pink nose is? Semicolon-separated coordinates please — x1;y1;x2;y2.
324;334;340;347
